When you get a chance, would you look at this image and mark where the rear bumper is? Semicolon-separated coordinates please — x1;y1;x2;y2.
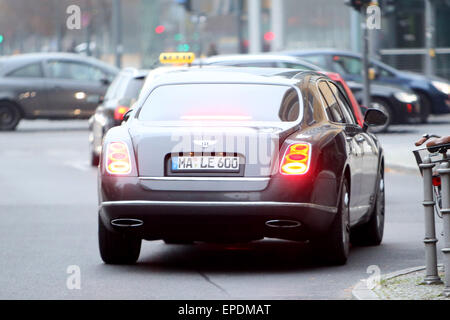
391;99;421;123
430;93;450;114
99;200;337;241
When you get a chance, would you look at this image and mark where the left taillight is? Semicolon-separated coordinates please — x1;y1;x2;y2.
280;143;311;175
105;142;132;175
114;106;130;121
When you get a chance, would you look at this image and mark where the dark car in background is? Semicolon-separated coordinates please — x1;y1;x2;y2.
0;52;118;131
89;68;148;166
346;80;420;132
282;49;450;122
203;53;421;132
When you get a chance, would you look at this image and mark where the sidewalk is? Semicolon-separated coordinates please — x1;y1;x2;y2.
352;265;449;300
355;115;450;300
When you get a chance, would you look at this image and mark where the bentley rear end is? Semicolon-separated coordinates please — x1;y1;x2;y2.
98;70;341;264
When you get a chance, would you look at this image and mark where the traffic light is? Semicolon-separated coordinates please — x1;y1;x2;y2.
264;32;275;42
174;33;183;41
0;34;3;44
345;0;371;11
176;43;190;52
155;25;165;34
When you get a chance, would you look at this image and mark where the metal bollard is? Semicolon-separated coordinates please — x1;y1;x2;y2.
419;157;443;284
437;161;450;296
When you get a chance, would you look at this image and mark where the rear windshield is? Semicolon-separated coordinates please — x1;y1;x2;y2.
138;83;301;122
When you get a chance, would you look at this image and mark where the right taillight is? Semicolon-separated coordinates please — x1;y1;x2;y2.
280;143;311;175
105;142;131;175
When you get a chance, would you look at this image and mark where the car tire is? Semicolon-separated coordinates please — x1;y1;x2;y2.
350;166;385;246
312;179;350;265
98;215;141;264
417;93;431;124
90;150;100;167
368;98;392;133
0;101;21;131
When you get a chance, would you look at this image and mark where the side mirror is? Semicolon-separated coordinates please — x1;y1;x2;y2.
123;109;133;122
363;108;388;132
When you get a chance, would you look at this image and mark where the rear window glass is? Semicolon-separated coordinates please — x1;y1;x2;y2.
138;84;301;122
116;78;144;99
279;62;315;71
301;55;327;69
7;63;43;78
234;62;277;68
104;74;124;100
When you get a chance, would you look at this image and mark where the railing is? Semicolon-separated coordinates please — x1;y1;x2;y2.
413;137;450;297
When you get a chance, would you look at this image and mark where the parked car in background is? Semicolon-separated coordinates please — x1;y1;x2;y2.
88;68;148;166
203;53;420;132
282;49;450;122
0;52;118;131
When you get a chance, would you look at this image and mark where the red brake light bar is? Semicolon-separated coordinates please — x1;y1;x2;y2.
280;143;311;175
106;142;132;175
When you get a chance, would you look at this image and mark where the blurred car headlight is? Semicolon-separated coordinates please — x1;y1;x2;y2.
432;81;450;95
394;92;418;103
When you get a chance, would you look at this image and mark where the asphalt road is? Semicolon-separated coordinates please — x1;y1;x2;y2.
0;118;446;299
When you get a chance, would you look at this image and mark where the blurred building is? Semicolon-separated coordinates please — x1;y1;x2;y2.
377;0;450;80
0;0;448;79
139;0;351;57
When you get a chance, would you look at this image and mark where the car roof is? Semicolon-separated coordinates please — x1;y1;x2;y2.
0;52;119;74
281;49;399;73
120;67;149;79
145;66;316;87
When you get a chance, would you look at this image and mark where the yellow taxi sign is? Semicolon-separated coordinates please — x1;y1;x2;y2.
159;52;195;64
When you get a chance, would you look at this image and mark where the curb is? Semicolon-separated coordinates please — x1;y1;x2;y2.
385;164;420;175
352;265;427;300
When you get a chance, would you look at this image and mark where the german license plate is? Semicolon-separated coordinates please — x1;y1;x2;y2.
171;156;240;171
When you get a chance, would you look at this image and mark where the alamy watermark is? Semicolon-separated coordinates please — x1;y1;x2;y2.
366;4;381;30
66;265;81;290
170;132;281;176
365;265;381;289
66;5;81;30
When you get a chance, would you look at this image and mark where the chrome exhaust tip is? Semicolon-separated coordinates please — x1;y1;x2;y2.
265;219;301;228
111;218;144;228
